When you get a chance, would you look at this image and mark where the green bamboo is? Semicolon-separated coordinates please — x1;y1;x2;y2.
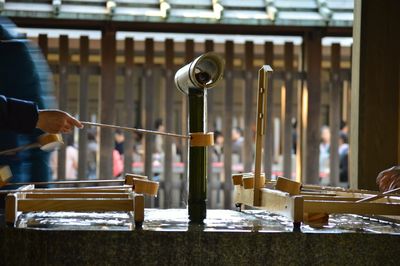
188;87;208;224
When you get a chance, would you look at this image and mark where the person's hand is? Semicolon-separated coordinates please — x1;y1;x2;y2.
36;109;83;134
376;166;400;192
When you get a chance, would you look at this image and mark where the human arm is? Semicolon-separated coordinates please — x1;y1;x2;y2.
376;166;400;192
0;95;82;133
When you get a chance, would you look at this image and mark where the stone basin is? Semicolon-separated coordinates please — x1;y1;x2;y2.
1;209;399;265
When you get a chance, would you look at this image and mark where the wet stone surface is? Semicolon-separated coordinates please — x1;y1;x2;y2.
1;209;400;265
14;209;400;234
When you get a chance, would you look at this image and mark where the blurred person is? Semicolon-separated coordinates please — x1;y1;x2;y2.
87;129;98;179
65;135;78;180
340;120;349;135
114;129;124;155
0;17;81;184
319;125;331;182
292;118;297;154
132;131;144;162
319;125;331;166
113;148;123;177
232;127;244;164
154;118;164;155
212;130;224;162
51;134;78;180
339;132;349;184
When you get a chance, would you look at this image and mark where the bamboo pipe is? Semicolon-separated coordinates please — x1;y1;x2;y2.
81;121;190;139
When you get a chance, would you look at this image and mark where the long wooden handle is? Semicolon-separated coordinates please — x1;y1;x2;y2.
0;143;40;155
356;187;400;203
81;121;190;139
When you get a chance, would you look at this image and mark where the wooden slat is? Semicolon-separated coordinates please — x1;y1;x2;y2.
205;40;215;208
297;42;306;183
144;38;155;207
38;34;48;59
124;38;135;175
18;198;134;212
164;38;174;208
282;42;294;179
350;0;400;190
223;40;234;209
243;41;254;172
304;201;400;216
329;43;341;186
303;31;322;184
24;192;131;198
57;35;69;181
134;194;145;223
180;39;194;207
99;29;116;180
78;36;89;180
263;42;274;180
253;67;272;205
17;186;131;193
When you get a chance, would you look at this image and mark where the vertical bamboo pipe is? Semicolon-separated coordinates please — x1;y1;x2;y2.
188;87;208;224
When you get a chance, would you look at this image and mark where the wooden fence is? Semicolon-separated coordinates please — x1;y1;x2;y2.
31;32;351;209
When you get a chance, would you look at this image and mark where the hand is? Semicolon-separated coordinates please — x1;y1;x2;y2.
376;166;400;192
36;109;83;134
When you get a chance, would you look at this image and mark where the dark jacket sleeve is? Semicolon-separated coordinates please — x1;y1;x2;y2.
0;95;39;133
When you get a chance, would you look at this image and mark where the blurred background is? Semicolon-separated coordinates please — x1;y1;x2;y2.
1;0;354;208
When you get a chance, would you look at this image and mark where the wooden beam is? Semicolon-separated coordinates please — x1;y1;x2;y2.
180;39;194;207
123;37;135;175
304;201;400;216
263;42;274;180
78;36;89;180
11;17;353;37
38;34;48;58
329;43;341;186
303;31;322;184
99;29;116;179
144;38;155;206
164;38;174;208
243;41;254;172
57;35;69;181
350;0;400;190
223;40;234;209
17;198;134;212
205;40;215;208
282;42;294;179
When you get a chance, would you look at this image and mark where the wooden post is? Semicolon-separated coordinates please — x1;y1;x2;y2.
164;38;174;208
243;41;254;172
302;31;322;184
264;42;274;180
350;0;400;190
282;42;294;179
253;66;273;206
223;40;234;209
181;40;194;207
205;40;215;208
329;43;341;186
144;38;155;207
38;34;48;59
78;36;89;180
58;35;69;181
99;29;116;180
124;38;135;175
